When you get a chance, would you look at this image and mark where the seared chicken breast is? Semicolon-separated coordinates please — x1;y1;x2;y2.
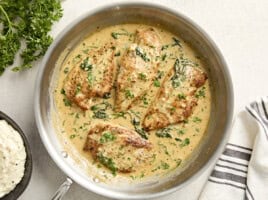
143;59;207;131
115;28;161;111
84;124;152;173
63;43;115;110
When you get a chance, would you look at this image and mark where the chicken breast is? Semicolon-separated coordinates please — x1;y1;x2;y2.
63;43;116;110
115;28;161;111
84;124;152;174
142;59;207;131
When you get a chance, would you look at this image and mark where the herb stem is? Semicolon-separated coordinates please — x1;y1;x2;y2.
0;5;12;33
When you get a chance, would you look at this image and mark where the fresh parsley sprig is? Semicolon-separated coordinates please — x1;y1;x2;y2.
0;0;63;75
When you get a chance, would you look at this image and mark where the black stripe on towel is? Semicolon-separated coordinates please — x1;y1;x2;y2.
246;185;255;200
215;163;247;174
219;158;248;167
208;178;245;190
223;148;251;161
261;99;268;120
246;106;268;141
211;170;246;185
227;143;252;152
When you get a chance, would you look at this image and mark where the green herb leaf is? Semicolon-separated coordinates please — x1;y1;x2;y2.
161;53;167;61
80;57;92;71
161;161;170;170
193;116;202;123
178;93;186;100
172;37;182;48
97;153;117;175
195;86;206;98
153;79;160;87
111;31;129;39
177;129;185;135
141;94;149;105
171;58;185;88
161;44;169;50
112;112;127;119
125;89;134;99
135;47;150;62
114;51;120;56
180;138;190;147
70;134;76;139
92;110;108;119
156;128;172;138
135;126;148;140
138;73;147;81
90;102;112;119
63;98;72;107
87;71;93;85
63;67;69;74
100;131;116;143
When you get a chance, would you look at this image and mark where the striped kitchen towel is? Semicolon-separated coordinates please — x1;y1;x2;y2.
199;98;268;200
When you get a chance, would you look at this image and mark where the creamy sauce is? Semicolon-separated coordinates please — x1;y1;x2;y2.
53;24;211;183
0;120;26;197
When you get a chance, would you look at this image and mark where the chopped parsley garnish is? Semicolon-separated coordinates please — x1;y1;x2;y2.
156;127;172;138
92;111;107;119
161;53;167;61
157;70;165;79
125;90;134;99
178;93;186;100
176;159;182;167
161;44;169;50
87;71;93;85
172;37;182;48
195;87;206;98
97;153;117;175
193;116;202;123
161;161;170;170
177;129;185;135
100;132;116;143
69;134;76;139
60;88;65;95
138;73;147;81
153;79;160;87
114;51;121;56
63;67;69;74
135;127;148;140
132;118;148;139
153;71;164;88
171;58;186;88
0;0;63;74
141;94;149;105
111;30;129;39
75;84;81;95
135;47;150;62
112;112;127;119
63;98;72;106
90;102;111;119
80;57;92;71
180;138;190;147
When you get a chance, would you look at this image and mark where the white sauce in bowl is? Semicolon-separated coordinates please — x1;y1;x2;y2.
0;120;26;198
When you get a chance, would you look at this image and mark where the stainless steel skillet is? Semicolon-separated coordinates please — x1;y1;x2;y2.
35;3;233;199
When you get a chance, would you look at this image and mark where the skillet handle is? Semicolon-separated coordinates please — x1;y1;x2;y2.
51;178;73;200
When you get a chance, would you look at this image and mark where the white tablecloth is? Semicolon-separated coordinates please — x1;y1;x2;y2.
1;0;268;199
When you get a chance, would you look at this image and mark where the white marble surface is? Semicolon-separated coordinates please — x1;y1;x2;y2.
1;0;268;199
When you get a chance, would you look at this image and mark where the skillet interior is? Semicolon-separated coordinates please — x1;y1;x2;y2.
35;3;233;199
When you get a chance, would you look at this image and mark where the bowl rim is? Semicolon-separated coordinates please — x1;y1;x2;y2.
0;111;33;200
34;2;234;199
